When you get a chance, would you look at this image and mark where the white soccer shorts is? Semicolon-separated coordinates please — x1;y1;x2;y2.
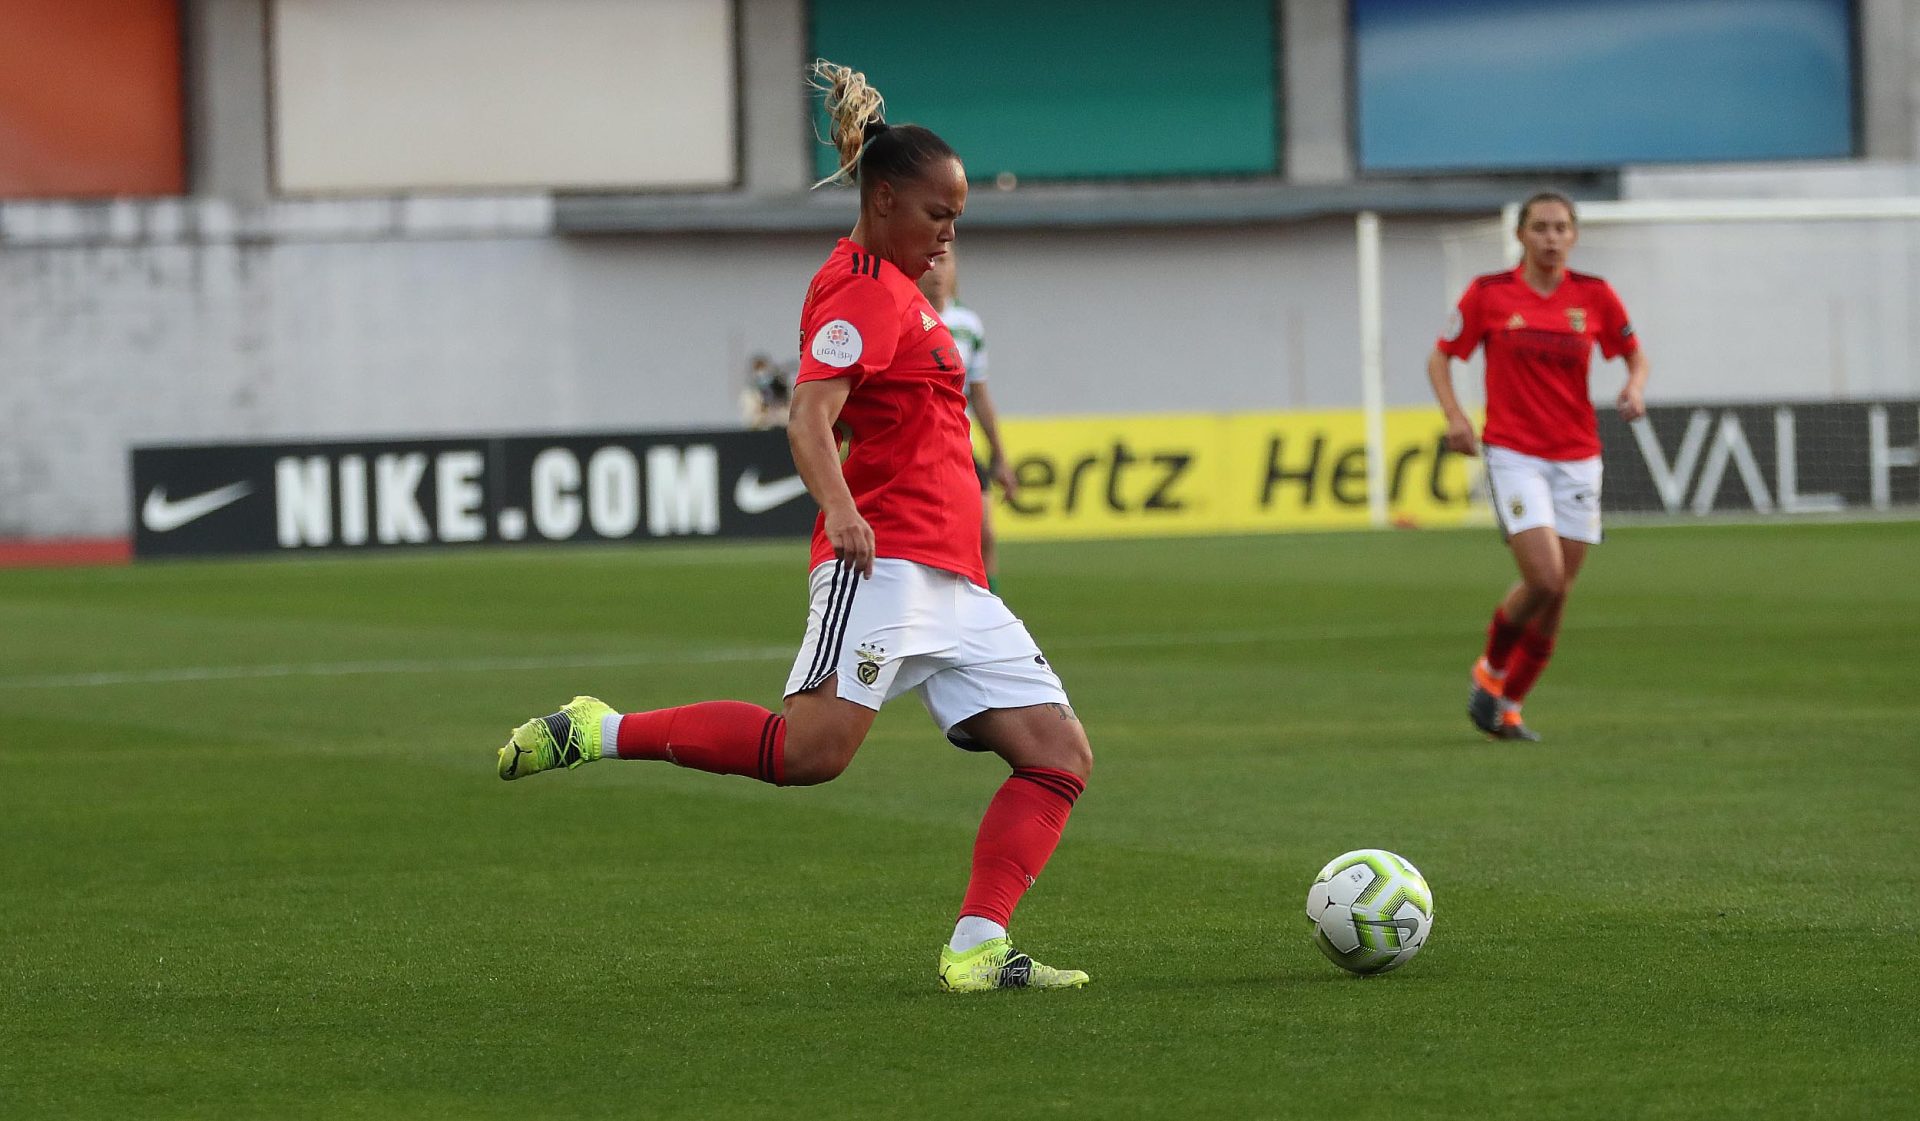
783;557;1070;736
1483;444;1603;544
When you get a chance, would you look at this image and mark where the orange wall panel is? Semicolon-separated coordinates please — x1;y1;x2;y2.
0;0;186;198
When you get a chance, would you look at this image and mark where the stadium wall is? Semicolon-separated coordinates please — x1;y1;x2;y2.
7;182;1920;538
8;0;1920;539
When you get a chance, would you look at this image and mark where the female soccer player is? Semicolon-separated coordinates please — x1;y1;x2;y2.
915;249;1018;590
496;61;1093;993
1427;192;1650;742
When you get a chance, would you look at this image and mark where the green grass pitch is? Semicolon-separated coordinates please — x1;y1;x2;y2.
3;523;1916;1119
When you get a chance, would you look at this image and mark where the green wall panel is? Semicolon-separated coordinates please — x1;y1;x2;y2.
810;0;1278;182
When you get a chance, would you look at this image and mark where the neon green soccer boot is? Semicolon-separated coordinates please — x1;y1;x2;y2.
938;937;1089;993
497;696;615;780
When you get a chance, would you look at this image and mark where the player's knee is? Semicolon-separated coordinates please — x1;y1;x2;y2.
1040;727;1094;782
780;743;853;786
780;728;860;786
1524;571;1566;602
1062;736;1093;783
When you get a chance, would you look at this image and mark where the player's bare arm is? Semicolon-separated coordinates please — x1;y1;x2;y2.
967;381;1019;494
1617;350;1650;422
1426;349;1479;456
788;377;875;577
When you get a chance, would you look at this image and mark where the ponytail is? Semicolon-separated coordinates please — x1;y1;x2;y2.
809;59;886;189
808;58;958;197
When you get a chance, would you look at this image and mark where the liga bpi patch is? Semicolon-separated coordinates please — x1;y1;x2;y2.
810;319;863;368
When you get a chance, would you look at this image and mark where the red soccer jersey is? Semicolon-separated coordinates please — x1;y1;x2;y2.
1436;265;1639;460
795;239;985;585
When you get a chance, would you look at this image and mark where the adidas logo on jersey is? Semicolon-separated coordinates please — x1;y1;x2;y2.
920;310;939;332
1506;313;1527;330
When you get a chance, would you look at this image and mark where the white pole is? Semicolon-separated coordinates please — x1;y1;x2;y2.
1501;201;1522;266
1356;211;1388;529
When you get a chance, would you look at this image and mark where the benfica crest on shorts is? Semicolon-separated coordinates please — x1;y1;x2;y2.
1566;308;1587;332
855;642;887;686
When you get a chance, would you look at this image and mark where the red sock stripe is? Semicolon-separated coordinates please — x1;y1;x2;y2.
757;713;785;785
1010;767;1085;804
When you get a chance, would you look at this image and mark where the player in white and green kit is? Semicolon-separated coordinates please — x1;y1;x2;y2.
918;249;1017;591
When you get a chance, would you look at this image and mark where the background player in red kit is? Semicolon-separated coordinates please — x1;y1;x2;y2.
494;61;1093;993
1427;192;1651;741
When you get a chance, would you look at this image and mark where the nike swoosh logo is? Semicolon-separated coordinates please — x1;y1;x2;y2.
733;469;810;515
141;481;255;533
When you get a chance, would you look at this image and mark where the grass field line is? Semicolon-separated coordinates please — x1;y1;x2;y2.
0;617;1655;691
0;647;800;690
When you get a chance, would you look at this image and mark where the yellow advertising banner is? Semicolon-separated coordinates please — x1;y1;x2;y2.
988;409;1490;541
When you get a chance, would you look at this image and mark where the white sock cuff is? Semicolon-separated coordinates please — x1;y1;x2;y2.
599;713;623;758
949;916;1009;954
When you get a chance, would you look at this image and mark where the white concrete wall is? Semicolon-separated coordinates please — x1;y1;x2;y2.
0;201;1444;535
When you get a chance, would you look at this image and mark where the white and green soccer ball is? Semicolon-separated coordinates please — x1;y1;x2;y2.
1305;849;1434;975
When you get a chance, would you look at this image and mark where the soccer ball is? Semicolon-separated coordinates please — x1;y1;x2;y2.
1305;849;1434;975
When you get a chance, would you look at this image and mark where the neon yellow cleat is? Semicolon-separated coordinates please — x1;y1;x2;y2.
497;696;615;780
937;937;1089;993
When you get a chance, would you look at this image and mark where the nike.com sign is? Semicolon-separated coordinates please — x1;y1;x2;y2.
130;429;815;558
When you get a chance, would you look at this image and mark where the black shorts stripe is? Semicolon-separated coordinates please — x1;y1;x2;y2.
802;562;848;685
1484;463;1512;542
803;562;859;691
821;561;860;683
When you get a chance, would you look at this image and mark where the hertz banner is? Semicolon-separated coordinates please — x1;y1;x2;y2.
989;408;1486;540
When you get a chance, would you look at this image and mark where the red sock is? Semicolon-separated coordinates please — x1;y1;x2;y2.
1482;607;1525;674
615;701;786;785
1502;628;1557;705
958;767;1085;928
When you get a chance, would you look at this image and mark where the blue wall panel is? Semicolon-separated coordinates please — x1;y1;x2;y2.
1355;0;1855;171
